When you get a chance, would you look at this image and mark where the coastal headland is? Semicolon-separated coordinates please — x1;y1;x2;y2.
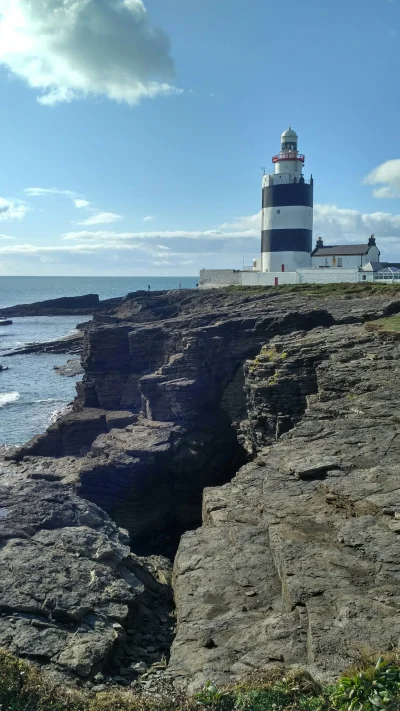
1;283;400;696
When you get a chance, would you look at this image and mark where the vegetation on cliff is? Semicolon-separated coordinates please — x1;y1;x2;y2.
227;282;400;297
366;313;400;333
0;650;399;711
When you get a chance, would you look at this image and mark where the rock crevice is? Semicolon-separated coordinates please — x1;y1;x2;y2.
3;288;400;689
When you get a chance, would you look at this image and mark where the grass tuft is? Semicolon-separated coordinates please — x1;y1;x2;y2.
225;282;400;298
365;314;400;333
0;649;399;711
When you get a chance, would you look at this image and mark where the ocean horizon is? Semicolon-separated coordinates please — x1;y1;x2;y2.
0;276;199;310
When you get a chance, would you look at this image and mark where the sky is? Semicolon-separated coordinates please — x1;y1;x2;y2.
0;0;400;276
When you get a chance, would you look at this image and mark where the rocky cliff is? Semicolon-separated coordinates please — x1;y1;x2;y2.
170;322;400;690
2;285;400;691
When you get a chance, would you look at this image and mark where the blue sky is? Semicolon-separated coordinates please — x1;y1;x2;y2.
0;0;400;275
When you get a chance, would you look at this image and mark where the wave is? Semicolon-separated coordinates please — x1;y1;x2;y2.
33;398;61;405
49;404;71;425
0;391;20;408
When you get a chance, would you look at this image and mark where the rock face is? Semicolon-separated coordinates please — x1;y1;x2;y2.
3;286;400;688
5;332;84;357
0;468;173;684
170;324;400;690
14;292;343;546
54;359;84;377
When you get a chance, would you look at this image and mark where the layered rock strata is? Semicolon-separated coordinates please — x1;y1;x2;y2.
0;465;174;686
0;293;116;317
3;288;400;688
170;324;400;689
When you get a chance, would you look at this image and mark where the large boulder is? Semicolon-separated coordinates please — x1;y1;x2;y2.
0;472;173;684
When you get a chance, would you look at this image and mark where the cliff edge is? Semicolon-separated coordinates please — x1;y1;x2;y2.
2;285;400;691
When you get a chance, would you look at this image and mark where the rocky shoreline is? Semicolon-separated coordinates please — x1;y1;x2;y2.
1;285;400;694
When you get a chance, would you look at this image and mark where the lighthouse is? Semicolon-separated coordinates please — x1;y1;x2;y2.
261;128;313;272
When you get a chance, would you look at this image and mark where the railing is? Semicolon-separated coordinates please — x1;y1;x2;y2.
272;152;305;163
263;176;313;185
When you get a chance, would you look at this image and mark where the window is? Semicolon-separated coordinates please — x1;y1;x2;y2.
277;209;280;214
362;275;367;281
325;258;328;267
337;257;342;267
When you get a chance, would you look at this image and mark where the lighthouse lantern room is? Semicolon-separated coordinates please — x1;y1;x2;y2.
261;127;313;272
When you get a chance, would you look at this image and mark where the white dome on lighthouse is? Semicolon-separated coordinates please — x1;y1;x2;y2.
281;127;298;140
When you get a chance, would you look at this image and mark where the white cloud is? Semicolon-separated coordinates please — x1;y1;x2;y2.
63;228;258;241
221;205;400;257
25;187;76;198
0;0;181;106
219;213;261;231
0;242;144;256
25;189;121;228
143;215;156;222
77;212;123;226
74;199;91;209
313;204;400;241
6;202;400;273
364;160;400;198
0;198;28;221
0;233;15;239
25;188;123;227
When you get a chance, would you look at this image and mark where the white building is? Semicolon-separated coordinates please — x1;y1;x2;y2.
311;236;380;269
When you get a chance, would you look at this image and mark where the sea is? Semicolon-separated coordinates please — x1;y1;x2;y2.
0;276;198;447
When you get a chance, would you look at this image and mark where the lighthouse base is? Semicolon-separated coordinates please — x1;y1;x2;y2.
261;250;311;272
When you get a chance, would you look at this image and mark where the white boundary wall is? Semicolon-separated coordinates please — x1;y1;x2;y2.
297;268;360;284
241;270;298;285
199;269;242;288
199;267;375;288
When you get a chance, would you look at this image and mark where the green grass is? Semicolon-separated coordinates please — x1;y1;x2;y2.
0;650;399;711
366;313;400;333
225;282;400;298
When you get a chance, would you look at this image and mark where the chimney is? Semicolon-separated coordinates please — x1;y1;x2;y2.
316;236;324;248
368;234;376;246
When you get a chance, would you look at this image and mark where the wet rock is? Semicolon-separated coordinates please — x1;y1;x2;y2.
54;359;84;377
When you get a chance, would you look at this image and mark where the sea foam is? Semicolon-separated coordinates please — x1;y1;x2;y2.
0;392;20;408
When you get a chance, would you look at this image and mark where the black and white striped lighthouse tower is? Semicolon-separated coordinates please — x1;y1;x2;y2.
261;128;313;272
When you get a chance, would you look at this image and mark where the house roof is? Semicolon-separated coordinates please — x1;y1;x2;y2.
361;262;383;272
380;262;400;269
312;244;371;257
